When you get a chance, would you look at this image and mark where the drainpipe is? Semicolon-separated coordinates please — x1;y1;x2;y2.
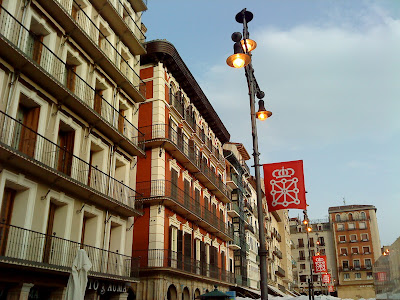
17;0;31;48
5;72;18;115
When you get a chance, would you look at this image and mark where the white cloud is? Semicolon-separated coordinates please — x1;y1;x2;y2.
201;10;400;155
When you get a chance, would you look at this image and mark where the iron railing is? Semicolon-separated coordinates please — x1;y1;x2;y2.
0;6;145;151
275;265;286;277
139;124;230;200
227;202;240;215
0;222;139;280
114;0;146;42
333;216;370;223
135;180;233;239
131;249;234;284
54;0;146;96
170;92;185;117
0;110;142;213
228;235;241;248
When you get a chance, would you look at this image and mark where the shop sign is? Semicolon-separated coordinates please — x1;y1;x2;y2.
328;285;334;292
87;279;128;295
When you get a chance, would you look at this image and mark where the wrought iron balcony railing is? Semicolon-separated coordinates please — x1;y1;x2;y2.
0;222;139;281
275;265;286;277
37;0;146;101
0;110;142;216
135;180;233;240
139;124;230;202
0;6;144;155
132;249;234;284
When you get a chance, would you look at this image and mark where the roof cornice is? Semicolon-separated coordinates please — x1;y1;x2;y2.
141;40;230;144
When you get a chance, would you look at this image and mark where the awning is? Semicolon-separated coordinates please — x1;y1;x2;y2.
267;285;287;297
231;284;289;299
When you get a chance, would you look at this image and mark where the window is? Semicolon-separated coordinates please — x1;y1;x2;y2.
361;233;368;241
309;237;314;247
340;248;348;256
367;272;373;279
348;223;355;230
300;275;307;283
317;225;322;231
298;238;304;247
300;264;306;270
351;247;359;254
297;227;302;233
355;273;361;280
363;246;370;254
339;235;346;243
320;249;326;255
318;236;325;246
365;259;372;269
337;224;344;231
310;250;315;257
336;214;341;222
299;250;305;260
353;259;360;269
361;212;366;220
342;261;349;269
350;234;357;242
344;273;350;280
348;213;353;221
359;222;367;229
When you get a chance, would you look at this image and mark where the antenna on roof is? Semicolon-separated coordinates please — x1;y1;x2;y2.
343;197;346;205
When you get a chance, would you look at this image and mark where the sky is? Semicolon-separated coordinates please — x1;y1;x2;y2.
142;1;400;246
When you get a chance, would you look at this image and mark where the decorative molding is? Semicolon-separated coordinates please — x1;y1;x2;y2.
194;228;203;241
169;159;181;176
220;243;227;253
193;180;202;191
169;214;181;228
212;238;220;250
204;233;212;245
182;170;192;183
203;188;211;199
182;221;193;235
211;196;218;207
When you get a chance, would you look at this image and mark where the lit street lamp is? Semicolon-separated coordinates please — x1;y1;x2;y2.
227;8;272;300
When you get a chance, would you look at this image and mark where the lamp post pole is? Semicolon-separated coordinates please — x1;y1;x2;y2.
227;8;272;300
304;211;315;300
241;11;269;300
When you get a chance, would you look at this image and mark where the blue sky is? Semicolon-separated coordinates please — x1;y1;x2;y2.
142;1;400;246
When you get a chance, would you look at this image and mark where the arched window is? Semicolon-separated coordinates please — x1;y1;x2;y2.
361;212;366;220
335;214;341;222
348;213;353;221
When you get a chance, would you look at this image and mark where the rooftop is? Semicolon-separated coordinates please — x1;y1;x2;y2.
328;204;376;213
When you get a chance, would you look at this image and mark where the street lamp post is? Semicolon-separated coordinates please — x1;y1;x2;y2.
303;212;315;300
226;8;272;300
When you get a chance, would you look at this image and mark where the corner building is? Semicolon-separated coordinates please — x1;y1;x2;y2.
132;40;234;300
0;0;147;298
329;205;381;299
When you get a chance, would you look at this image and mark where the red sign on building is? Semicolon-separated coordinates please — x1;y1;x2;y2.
328;286;334;292
263;160;307;212
312;255;328;273
322;273;331;283
377;272;387;282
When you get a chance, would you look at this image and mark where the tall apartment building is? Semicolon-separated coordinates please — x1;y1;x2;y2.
329;205;381;299
0;0;147;299
289;218;337;295
131;40;235;300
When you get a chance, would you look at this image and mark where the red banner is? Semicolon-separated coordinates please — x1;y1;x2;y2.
328;286;334;292
322;273;331;283
263;160;307;212
313;255;328;273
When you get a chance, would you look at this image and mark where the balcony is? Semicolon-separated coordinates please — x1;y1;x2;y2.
297;244;305;248
135;180;233;241
0;7;145;157
245;224;255;235
228;235;241;250
139;124;231;203
0;222;139;281
227;172;240;189
0;111;142;217
274;249;283;259
227;202;240;218
35;0;146;102
132;249;234;284
334;216;370;223
275;266;286;277
89;0;146;54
